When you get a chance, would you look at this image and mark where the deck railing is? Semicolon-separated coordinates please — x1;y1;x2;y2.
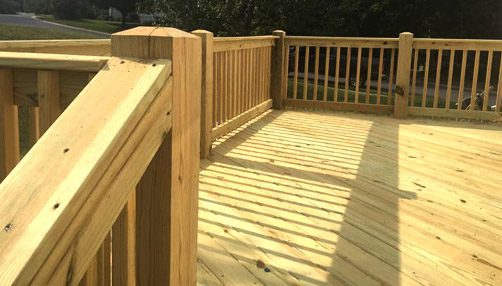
192;31;501;159
283;36;399;114
0;27;200;285
0;26;501;286
409;38;502;120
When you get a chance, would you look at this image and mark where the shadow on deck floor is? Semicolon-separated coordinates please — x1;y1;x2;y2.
197;110;502;286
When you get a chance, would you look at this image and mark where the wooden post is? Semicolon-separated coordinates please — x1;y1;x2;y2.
112;27;201;286
192;30;213;159
271;30;286;109
0;68;20;181
394;32;413;118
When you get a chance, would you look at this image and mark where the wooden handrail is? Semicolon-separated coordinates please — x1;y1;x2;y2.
285;36;399;48
413;38;502;50
213;36;276;52
0;51;109;72
0;57;172;285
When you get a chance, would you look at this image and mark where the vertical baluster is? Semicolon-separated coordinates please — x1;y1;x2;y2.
377;48;384;104
445;49;455;109
112;193;136;285
355;47;362;103
457;49;468;110
323;47;331;101
496;53;502;112
97;234;111;286
366;48;373;104
313;46;320;101
411;48;419;106
284;45;290;100
233;50;238;117
303;46;310;100
433;49;443;108
387;49;395;105
483;50;493;111
344;47;351;102
0;68;20;180
421;49;430;107
470;50;480;110
38;70;61;135
334;47;341;102
293;45;299;99
29;107;40;147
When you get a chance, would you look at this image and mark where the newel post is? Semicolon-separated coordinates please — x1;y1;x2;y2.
112;27;201;286
192;30;213;159
271;30;286;109
394;32;414;118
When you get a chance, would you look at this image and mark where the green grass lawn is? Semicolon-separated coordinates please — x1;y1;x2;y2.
0;23;107;154
37;15;136;34
288;78;451;108
0;23;106;40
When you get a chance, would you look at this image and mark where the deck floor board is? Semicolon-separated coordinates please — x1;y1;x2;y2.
197;110;502;286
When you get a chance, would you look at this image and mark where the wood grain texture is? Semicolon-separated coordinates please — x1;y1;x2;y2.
0;56;172;285
116;27;202;286
193;30;214;159
199;110;502;286
271;31;286;109
37;70;60;135
394;33;413;118
0;51;108;72
112;193;136;286
0;68;19;180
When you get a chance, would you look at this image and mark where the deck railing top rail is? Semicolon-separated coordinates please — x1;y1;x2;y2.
0;39;111;56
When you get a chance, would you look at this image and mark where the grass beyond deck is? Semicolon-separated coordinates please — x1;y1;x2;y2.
197;110;502;285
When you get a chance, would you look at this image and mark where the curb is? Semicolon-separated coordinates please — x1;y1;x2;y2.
32;16;111;37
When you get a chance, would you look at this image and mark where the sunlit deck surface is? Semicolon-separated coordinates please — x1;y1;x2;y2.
196;110;502;286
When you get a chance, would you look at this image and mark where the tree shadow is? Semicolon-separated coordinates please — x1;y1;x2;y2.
198;109;416;285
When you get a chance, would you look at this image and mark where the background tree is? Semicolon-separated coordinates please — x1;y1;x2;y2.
142;0;501;39
90;0;139;25
0;0;21;14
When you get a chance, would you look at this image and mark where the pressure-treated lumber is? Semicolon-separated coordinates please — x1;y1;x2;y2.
112;27;201;286
37;70;61;135
394;32;413;118
0;68;19;180
198;110;502;286
0;52;109;72
270;30;286;109
193;30;214;159
212;99;273;141
112;193;136;286
0;56;172;285
285;36;399;48
0;39;111;56
408;107;501;121
413;38;502;50
213;36;276;52
283;98;394;114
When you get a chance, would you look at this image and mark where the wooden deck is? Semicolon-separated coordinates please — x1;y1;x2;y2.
197;110;502;286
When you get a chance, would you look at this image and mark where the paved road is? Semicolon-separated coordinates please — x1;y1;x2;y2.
0;14;108;36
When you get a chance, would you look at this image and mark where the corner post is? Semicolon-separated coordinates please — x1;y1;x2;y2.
394;32;414;118
112;27;201;286
271;30;286;109
192;30;214;159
